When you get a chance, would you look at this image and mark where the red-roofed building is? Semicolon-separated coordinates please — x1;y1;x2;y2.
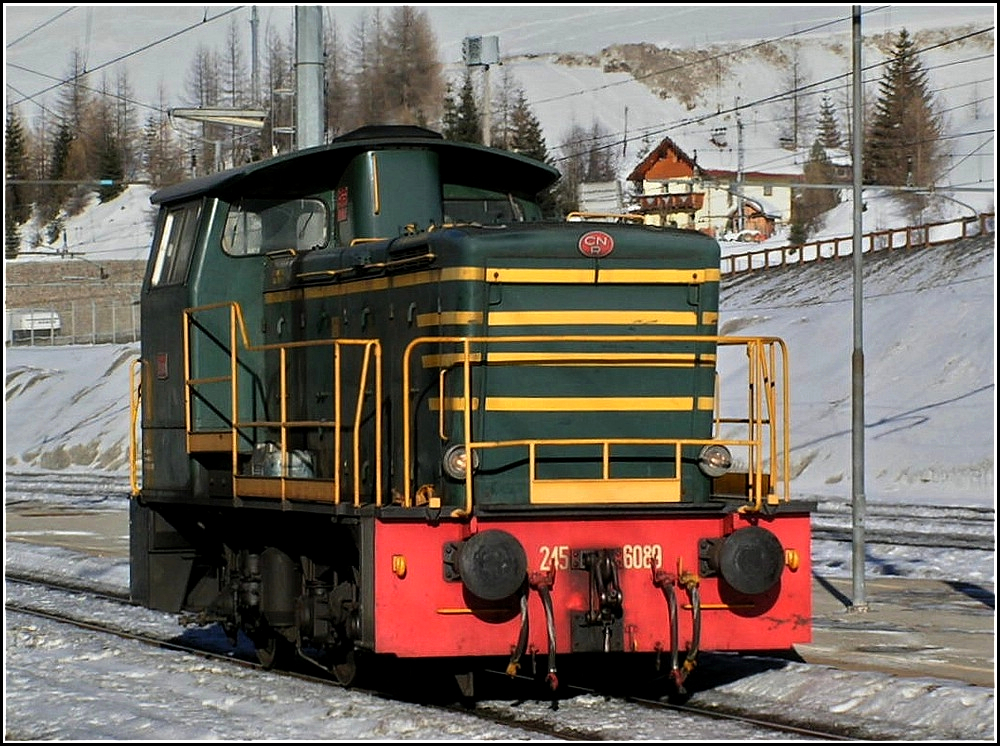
626;134;801;239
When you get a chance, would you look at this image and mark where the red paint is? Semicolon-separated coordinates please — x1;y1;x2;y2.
371;514;812;658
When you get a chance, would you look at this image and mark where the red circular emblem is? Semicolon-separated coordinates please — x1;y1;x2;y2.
578;230;614;258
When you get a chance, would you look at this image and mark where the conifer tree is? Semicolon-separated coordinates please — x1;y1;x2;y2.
816;95;843;149
5;107;28;258
791;138;841;243
5;107;31;225
508;89;557;217
349;9;388;129
96;132;126;203
141;86;188;189
508;90;548;163
265;23;295;154
863;28;942;187
441;70;482;144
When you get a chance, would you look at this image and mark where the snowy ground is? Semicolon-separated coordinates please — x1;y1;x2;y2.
4;538;995;742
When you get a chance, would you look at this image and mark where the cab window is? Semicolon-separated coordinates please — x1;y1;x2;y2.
150;202;201;287
222;198;328;256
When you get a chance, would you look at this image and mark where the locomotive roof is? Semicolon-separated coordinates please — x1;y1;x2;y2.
151;125;562;206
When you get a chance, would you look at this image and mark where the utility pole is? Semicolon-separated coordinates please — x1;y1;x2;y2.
295;6;324;149
250;6;259;107
850;4;869;613
463;35;500;147
736;100;745;233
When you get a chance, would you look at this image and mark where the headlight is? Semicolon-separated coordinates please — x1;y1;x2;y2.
698;444;732;477
442;444;479;480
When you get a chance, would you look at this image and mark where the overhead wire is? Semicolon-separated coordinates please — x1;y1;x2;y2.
6;6;244;109
5;6;76;48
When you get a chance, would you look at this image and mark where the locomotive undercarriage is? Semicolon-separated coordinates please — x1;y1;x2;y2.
142;501;366;683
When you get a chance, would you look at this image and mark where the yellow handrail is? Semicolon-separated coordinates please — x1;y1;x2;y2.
402;334;789;513
182;301;382;506
128;357;143;497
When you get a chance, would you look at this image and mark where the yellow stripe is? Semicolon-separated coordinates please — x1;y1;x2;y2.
266;288;304;304
487;267;719;284
267;267;482;303
697;396;715;410
422;353;483;367
266;266;717;303
598;268;720;283
486;352;716;364
531;479;682;504
429;397;480;411
485;396;695;412
702;311;718;325
487;267;596;283
416;311;483;327
488;310;698;326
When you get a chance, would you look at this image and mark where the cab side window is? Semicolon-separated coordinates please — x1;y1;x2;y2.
150;202;201;287
222;198;328;256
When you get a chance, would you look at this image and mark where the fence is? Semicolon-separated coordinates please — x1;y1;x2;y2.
721;213;995;275
5;298;141;347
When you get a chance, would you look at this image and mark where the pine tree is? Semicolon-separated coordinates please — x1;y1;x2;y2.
508;89;557;217
791;138;841;243
863;28;942;187
441;70;482;144
265;23;295;154
5;107;31;227
96;132;126;203
508;90;548;163
185;45;225;174
816;95;843;149
349;9;388;129
5;208;21;260
141;87;188;189
5;107;27;257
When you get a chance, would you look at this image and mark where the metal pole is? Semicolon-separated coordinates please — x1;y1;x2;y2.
250;6;259;107
850;5;868;612
736;101;745;233
295;5;324;149
482;65;491;147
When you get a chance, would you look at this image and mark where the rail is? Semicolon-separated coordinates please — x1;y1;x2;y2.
401;334;790;515
721;212;994;275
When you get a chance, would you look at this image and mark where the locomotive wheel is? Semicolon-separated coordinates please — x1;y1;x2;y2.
254;632;294;669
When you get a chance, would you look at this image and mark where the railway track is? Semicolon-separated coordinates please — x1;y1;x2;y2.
811;499;995;552
6;571;854;741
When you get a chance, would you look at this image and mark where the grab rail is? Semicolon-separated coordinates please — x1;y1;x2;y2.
182;301;383;506
402;334;789;515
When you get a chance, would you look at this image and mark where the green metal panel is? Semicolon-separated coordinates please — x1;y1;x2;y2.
336;149;444;243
